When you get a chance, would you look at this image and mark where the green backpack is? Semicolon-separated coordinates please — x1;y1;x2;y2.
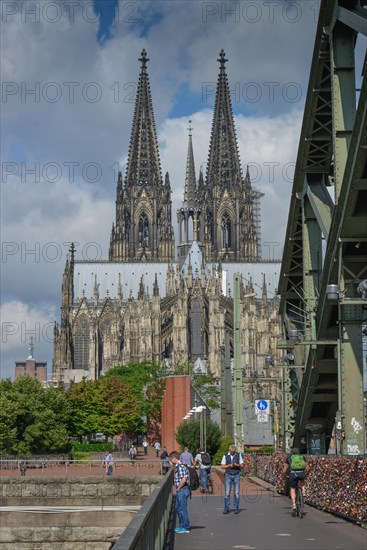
290;454;306;470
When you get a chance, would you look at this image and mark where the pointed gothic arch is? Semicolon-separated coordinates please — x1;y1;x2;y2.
98;314;113;374
138;212;149;248
221;212;231;248
206;211;214;241
189;297;202;360
73;315;90;370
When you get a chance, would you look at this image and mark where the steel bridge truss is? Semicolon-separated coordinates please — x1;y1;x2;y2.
278;0;367;455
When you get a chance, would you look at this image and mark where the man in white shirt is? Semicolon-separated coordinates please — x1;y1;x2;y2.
142;437;148;456
194;448;211;493
221;444;243;514
154;441;161;457
103;451;114;476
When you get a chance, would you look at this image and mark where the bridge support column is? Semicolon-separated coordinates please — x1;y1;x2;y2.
339;303;365;455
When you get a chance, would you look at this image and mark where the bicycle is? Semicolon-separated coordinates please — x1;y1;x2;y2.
295;476;305;518
206;471;214;494
199;467;214;494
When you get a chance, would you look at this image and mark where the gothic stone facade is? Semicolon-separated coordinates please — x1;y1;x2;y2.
53;50;281;383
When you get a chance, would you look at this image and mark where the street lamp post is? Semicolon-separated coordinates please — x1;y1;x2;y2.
184;405;207;451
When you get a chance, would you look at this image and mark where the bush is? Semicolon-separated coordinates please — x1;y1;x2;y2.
243;445;274;454
70;451;91;462
70;442;111;453
212;436;233;465
175;419;222;457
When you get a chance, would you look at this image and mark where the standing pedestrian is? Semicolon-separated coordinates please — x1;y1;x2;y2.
180;447;194;466
103;451;114;476
194;448;211;493
19;460;27;477
154;441;161;458
221;444;243;514
160;447;169;474
142;437;148;456
169;451;191;534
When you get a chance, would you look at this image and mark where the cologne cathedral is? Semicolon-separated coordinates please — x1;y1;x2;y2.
53;49;281;383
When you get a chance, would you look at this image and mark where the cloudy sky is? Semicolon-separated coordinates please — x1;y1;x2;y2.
1;0;364;380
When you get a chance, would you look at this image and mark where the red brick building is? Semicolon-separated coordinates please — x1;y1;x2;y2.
161;375;208;452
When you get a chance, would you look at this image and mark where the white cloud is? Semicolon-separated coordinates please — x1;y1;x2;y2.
1;0;322;378
159;108;303;254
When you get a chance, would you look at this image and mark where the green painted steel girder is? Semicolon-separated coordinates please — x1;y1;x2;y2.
233;273;243;450
278;0;366;455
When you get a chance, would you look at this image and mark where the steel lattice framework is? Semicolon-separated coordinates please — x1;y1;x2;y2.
278;0;367;455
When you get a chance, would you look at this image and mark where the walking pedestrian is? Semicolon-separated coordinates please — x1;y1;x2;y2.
142;437;148;456
154;441;161;458
221;444;243;514
194;448;211;492
160;447;170;474
180;447;194;466
169;450;191;534
129;444;137;463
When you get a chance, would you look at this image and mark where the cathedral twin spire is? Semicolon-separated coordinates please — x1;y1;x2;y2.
110;48;259;264
109;49;174;262
206;49;243;189
125;49;162;188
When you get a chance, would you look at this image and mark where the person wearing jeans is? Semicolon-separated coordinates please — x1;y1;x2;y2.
169;451;191;534
194;449;211;493
221;444;243;514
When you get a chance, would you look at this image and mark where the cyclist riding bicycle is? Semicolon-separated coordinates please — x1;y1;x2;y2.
283;447;307;513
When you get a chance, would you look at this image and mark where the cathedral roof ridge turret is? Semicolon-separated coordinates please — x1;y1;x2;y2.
181;241;204;280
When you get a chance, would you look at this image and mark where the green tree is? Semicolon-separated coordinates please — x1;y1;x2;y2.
67;379;105;439
97;376;145;435
66;374;148;439
0;391;18;454
103;361;166;428
0;377;70;455
175;419;222;456
191;373;221;410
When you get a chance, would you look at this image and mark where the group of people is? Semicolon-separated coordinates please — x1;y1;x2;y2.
179;447;212;493
169;443;245;534
102;438;168;474
170;445;308;534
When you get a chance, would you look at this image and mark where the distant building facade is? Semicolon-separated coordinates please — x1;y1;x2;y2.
52;50;282;384
15;341;47;383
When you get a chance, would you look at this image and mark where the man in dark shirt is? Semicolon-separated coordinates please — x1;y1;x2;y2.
169;450;191;534
221;444;244;514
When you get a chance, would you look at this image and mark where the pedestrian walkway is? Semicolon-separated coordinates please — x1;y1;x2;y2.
170;477;367;550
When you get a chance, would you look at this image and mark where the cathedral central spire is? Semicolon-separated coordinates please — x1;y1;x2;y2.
183;121;197;209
